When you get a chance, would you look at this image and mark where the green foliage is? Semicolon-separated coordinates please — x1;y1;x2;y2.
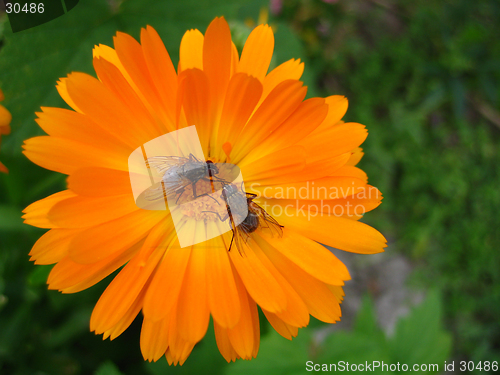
277;0;500;364
95;361;124;375
227;291;451;375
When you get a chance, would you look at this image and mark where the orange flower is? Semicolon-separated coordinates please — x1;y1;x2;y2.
23;17;386;365
0;88;12;173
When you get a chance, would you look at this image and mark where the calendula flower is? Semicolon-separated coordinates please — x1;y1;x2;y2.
23;17;386;365
0;88;12;173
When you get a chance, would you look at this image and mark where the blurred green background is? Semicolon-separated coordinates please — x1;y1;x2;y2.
0;0;499;374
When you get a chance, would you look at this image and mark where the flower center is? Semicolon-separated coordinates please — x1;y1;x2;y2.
177;181;228;222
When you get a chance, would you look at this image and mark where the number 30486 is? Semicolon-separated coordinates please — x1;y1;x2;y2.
6;3;45;13
460;361;498;371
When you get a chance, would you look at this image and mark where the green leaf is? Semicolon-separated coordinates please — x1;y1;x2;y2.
388;289;452;372
226;329;311;375
27;264;53;285
0;0;118;155
46;307;92;348
318;297;389;370
272;21;318;98
353;294;383;337
0;205;24;231
312;292;450;375
94;360;124;375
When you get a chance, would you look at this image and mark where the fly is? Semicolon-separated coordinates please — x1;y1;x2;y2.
207;183;284;255
144;153;226;203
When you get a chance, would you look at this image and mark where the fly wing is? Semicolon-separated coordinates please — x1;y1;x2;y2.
251;202;284;238
232;221;252;257
146;156;189;174
143;182;166;201
144;179;190;201
218;206;248;257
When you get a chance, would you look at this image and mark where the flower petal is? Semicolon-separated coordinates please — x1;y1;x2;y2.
23;190;76;228
177;68;211;155
68;210;165;264
93;57;163;134
229;237;287;313
264;231;350;285
103;284;146;341
346;147;364;166
141;315;170;362
205;239;241;329
256;236;342;323
227;272;260;359
203;17;232;114
166;313;196;366
254;152;351;186
249;239;310;327
29;228;82;265
251;176;366;199
143;241;191;321
232;80;306;163
273;208;387;254
66;72;160;149
141;26;178;130
48;194;139;228
176;238;210;343
67;167;132;197
56;78;82;113
215;73;262;161
299;122;368;163
214;321;239;363
237;24;274;82
179;29;204;71
261;59;304;103
0;103;12;129
23;136;127;175
265;185;383;218
35;107;131;156
230;42;239;77
330;165;367;183
317;95;349;130
91;219;171;334
113;31;172;132
243;97;328;162
48;240;141;292
240;145;306;182
93;44;127;77
0;161;7;173
262;310;298;340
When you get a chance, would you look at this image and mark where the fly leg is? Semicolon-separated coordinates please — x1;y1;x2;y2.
197;189;221;205
201;210;228;222
188;153;200;162
191;181;198;199
228;230;235;252
175;188;186;204
202;171;228;194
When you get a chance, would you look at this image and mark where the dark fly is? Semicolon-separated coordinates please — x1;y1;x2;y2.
208;184;284;255
144;153;225;203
